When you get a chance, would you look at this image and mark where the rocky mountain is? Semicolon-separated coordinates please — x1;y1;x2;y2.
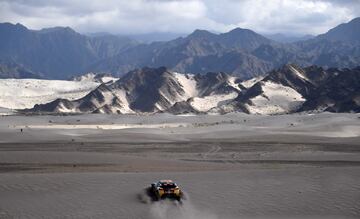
0;23;138;79
224;64;360;114
29;67;242;114
88;34;138;58
26;64;359;115
89;28;276;78
317;17;360;44
298;67;360;113
1;17;360;80
91;18;360;79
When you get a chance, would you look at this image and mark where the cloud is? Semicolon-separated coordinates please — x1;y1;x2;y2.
0;0;359;35
205;0;357;34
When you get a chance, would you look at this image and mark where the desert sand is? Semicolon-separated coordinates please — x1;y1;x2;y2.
0;113;359;218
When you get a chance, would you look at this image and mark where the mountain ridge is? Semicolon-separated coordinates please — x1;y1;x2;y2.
24;64;360;115
1;17;360;79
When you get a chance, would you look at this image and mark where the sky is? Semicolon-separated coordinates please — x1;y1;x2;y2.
0;0;359;36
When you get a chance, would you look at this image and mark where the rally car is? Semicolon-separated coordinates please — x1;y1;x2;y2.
149;180;183;201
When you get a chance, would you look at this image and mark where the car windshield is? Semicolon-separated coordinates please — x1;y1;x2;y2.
160;183;176;189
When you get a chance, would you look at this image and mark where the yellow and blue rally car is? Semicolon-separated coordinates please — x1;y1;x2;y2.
150;180;183;201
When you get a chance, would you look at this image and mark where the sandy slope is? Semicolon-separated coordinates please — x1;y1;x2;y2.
0;113;359;218
246;81;305;114
0;79;99;109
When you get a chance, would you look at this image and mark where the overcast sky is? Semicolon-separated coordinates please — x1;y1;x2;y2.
0;0;359;36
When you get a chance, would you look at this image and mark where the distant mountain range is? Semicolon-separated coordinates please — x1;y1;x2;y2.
26;64;360;115
126;32;187;44
1;17;360;79
86;32;186;43
264;33;314;43
0;23;137;79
